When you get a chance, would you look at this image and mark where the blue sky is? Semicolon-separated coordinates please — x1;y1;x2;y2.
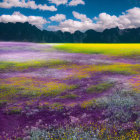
0;0;140;32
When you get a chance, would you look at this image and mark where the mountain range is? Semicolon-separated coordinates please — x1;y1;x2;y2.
0;22;140;43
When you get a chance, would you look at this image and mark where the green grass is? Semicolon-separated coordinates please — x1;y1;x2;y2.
81;99;96;108
0;59;69;72
0;85;22;99
87;82;114;94
0;82;77;99
50;103;64;110
59;64;140;80
53;44;140;57
94;64;140;75
7;107;22;114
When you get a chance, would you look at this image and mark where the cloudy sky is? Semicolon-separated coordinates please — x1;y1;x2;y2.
0;0;140;33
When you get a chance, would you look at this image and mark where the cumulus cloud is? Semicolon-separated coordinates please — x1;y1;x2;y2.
69;0;85;6
72;11;92;22
0;0;57;11
0;12;48;28
117;7;140;29
48;11;95;32
48;0;68;6
48;0;84;6
48;7;140;33
49;14;66;22
48;19;94;33
94;7;140;31
1;7;140;33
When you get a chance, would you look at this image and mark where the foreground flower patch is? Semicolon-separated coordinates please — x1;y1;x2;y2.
0;42;139;139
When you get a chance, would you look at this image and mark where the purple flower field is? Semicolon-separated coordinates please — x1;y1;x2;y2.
0;42;140;140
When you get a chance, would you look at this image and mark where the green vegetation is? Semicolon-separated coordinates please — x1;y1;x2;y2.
50;103;64;111
87;82;114;94
94;64;140;75
0;59;69;72
0;81;77;99
8;109;22;114
81;99;96;108
0;85;22;99
59;64;140;80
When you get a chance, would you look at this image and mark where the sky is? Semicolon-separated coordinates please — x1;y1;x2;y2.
0;0;140;33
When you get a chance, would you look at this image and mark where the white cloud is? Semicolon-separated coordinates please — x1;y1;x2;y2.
94;7;140;31
69;0;85;6
48;11;95;33
0;12;48;28
1;7;140;33
72;11;92;22
0;0;57;11
48;0;84;6
49;14;66;22
48;0;68;6
48;19;94;33
93;13;119;31
48;7;140;33
117;7;140;29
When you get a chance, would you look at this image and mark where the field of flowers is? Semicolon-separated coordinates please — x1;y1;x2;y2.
0;42;140;140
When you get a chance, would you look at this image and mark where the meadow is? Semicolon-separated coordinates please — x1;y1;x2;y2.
53;44;140;57
0;42;140;140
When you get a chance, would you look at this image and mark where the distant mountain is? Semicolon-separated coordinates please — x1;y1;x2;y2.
0;22;140;43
